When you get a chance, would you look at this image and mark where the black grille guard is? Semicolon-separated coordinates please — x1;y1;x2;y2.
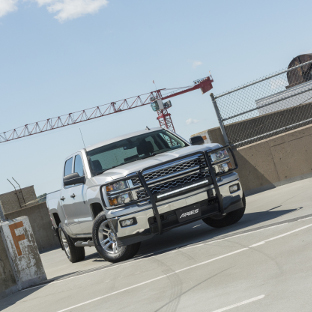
100;146;238;235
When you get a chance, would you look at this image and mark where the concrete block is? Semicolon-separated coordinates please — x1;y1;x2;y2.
5;203;60;252
0;231;18;299
0;216;47;291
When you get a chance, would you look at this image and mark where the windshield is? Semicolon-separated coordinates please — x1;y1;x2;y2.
87;130;188;176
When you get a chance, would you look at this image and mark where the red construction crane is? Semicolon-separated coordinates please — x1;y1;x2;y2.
0;76;213;143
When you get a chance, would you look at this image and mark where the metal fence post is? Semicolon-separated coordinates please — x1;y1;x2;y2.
0;202;6;222
210;93;230;146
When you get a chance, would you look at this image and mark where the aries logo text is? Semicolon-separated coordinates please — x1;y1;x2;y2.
180;209;199;219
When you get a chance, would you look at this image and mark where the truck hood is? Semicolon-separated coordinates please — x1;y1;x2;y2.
91;143;221;184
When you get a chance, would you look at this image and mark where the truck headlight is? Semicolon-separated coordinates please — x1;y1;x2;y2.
106;180;128;192
105;180;135;208
210;149;229;163
210;149;233;175
109;193;132;206
215;162;232;174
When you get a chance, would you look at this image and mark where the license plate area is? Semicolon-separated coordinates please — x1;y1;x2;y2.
176;203;201;223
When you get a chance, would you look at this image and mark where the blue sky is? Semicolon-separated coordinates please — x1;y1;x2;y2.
0;0;311;196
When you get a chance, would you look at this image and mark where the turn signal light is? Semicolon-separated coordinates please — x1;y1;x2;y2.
106;185;114;192
109;198;118;206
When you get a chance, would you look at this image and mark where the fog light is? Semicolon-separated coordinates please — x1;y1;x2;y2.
229;184;240;193
120;218;137;228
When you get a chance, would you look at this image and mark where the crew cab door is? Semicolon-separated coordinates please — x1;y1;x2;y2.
61;154;92;235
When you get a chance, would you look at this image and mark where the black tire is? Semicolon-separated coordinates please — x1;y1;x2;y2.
202;194;246;228
92;212;141;263
59;224;85;263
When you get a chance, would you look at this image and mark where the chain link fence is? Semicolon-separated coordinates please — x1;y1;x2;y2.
212;59;312;147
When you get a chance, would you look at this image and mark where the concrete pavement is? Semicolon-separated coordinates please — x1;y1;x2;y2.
1;177;312;312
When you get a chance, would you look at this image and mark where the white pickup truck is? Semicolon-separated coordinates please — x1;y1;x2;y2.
47;128;245;263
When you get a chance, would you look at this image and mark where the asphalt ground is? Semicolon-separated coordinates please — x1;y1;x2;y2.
1;177;312;312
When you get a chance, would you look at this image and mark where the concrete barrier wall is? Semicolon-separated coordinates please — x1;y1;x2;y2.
208;124;312;194
0;186;37;213
208;126;226;146
4;203;60;252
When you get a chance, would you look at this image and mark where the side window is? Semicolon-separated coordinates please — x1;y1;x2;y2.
64;158;73;177
74;155;84;177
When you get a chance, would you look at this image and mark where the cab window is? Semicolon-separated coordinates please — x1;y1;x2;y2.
64;157;73;177
74;155;84;177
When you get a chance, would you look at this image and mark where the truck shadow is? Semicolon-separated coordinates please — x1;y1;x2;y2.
137;206;305;258
55;205;306;264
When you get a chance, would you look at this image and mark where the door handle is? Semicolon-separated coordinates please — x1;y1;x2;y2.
60;196;65;201
70;193;76;198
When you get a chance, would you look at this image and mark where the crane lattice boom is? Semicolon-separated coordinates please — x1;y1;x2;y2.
0;76;213;143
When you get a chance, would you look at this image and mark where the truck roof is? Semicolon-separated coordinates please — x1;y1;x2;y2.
85;127;164;152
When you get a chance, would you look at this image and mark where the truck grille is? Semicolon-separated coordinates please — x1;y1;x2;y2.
131;155;206;186
132;155;210;201
136;172;208;200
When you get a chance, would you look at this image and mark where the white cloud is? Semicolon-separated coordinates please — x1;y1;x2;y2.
186;118;199;125
0;0;18;17
31;0;109;22
192;60;202;69
0;0;108;21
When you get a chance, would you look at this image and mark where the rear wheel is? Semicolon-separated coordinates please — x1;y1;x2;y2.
202;194;246;228
59;224;85;263
92;212;140;263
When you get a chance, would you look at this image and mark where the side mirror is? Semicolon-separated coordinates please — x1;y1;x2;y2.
63;173;85;186
190;136;205;145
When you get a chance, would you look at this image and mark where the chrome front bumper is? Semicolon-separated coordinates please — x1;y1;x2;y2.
109;174;244;246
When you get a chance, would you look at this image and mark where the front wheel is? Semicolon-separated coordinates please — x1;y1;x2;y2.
59;224;85;263
92;212;141;263
202;195;246;228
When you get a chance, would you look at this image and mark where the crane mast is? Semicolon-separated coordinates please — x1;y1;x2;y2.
157;109;175;132
0;76;213;143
